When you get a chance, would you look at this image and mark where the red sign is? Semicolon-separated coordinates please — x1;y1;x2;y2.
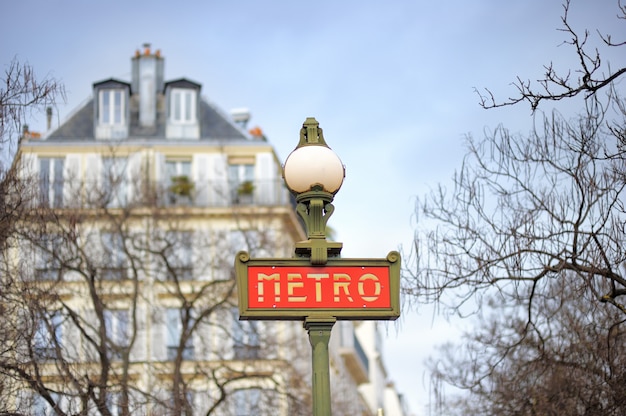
247;265;391;309
234;252;400;320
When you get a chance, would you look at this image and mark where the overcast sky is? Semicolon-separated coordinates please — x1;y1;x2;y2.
2;1;624;414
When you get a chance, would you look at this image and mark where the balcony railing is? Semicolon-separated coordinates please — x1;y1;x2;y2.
167;345;195;361
100;267;129;281
34;178;294;209
35;267;62;281
167;266;194;281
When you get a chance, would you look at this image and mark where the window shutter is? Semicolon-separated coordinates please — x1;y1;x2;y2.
63;310;81;361
19;153;38;178
151;307;166;361
212;154;229;206
84;154;102;207
81;309;100;362
127;152;143;204
193;154;208;206
194;153;228;206
130;305;147;361
63;154;82;207
194;313;211;361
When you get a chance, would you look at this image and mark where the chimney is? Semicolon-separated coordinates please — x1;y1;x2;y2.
131;43;164;127
231;108;251;129
21;124;41;140
46;107;52;131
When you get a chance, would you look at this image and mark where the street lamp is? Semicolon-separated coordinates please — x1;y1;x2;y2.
283;117;344;416
235;117;399;415
283;117;345;265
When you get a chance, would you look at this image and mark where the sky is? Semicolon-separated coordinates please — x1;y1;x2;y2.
2;1;624;414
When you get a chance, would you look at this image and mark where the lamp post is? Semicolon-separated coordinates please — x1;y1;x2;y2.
283;117;345;416
235;117;400;416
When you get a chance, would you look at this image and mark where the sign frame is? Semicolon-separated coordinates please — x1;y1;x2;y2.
235;250;401;320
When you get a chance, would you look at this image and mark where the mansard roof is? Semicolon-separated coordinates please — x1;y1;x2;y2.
47;99;95;139
46;97;247;142
46;90;247;142
42;48;251;143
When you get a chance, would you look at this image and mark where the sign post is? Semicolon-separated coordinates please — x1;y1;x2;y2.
235;118;400;416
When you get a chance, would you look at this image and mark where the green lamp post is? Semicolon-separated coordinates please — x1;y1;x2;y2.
283;117;345;416
235;117;399;414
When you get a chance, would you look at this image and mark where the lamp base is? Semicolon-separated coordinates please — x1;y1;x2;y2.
294;239;343;265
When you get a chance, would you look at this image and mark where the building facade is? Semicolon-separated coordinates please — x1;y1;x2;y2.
2;46;409;416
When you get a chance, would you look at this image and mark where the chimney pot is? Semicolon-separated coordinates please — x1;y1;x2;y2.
132;43;164;127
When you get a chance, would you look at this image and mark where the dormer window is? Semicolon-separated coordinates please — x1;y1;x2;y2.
170;88;196;124
165;79;201;140
93;79;130;140
100;89;125;125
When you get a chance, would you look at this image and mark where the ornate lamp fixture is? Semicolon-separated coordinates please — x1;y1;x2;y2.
283;117;345;265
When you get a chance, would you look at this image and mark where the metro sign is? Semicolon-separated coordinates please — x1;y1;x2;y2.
235;251;400;320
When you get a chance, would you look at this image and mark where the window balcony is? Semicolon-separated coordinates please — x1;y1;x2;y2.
167;267;193;281
161;178;291;208
100;267;129;281
35;267;62;281
34;178;292;209
233;344;261;360
167;345;194;361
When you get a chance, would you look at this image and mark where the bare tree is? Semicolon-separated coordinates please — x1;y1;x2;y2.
409;1;626;413
411;96;626;310
428;273;626;415
0;154;314;416
0;60;64;410
407;94;626;413
476;0;626;111
0;58;64;249
0;58;65;165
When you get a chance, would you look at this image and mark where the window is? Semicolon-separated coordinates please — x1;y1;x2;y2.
232;388;262;416
166;159;192;204
34;234;62;281
232;308;260;359
166;159;192;182
32;392;60;416
165;231;193;281
102;157;128;207
99;89;125;125
228;164;255;187
228;163;255;204
166;308;194;360
105;391;126;416
34;311;62;360
169;389;195;416
101;232;127;280
39;157;64;208
104;309;129;360
170;89;196;123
